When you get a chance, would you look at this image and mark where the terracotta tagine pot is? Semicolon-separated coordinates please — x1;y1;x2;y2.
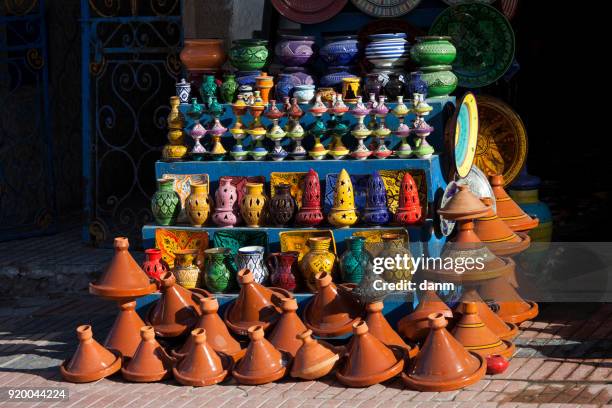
142;248;167;283
397;290;453;342
224;269;292;335
490;174;539;232
173;328;232;386
303;272;362;338
295;168;324;227
232;325;291;385
451;302;515;359
121;326;174;382
365;301;416;358
453;288;518;341
173;296;243;362
336;321;405;387
104;299;145;360
60;325;122;383
478;275;539;324
290;329;343;380
299;237;336;293
474;197;530;256
401;313;486;391
267;298;308;357
145;272;201;338
180;39;226;72
90;237;157;300
486;355;510;375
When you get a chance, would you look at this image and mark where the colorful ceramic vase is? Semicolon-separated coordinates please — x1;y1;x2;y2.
339;237;371;285
320;35;359;66
295;169;324;227
185;183;210;227
229;39;268;71
395;172;422;225
342;77;360;103
212;178;238;227
407;71;428;98
362;171;390;226
299;237;336;293
220;73;238;103
393;95;412;158
179;39;226;72
286;97;306;160
420;65;457;97
265;100;288;161
199;75;218;106
349;96;372;160
236;70;262;87
372;96;393;159
203;247;235;293
275;34;315;66
190;121;207;160
379;234;413;284
293;84;315;104
172;249;201;289
365;33;410;69
364;73;383;100
269;184;297;227
307;96;329;160
267;251;299;292
255;72;274;104
143;248;167;282
162;96;187;161
240;182;267;228
229;96;248;161
236;246;269;284
328;169;358;228
385;73;404;101
151;179;180;226
328;95;351;159
247;105;268;161
410;36;456;66
275;73;299;101
175;78;191;104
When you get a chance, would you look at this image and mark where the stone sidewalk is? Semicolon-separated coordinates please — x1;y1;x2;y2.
0;295;610;408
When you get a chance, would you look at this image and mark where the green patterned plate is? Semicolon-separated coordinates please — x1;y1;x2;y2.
351;0;421;17
430;3;515;88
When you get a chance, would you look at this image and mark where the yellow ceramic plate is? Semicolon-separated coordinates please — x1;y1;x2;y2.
474;95;527;186
161;174;209;223
352;228;409;257
446;92;479;179
270;172;307;209
378;169;427;218
155;228;209;268
279;230;337;262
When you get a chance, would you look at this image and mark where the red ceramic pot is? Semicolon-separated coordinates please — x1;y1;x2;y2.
143;248;167;282
486;354;509;375
267;252;299;292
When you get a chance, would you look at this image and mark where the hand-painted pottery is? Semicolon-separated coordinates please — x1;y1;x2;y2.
362;171;390;226
340;77;360;103
172;249;201;289
352;229;408;257
365;34;410;68
295;168;324;227
328;169;359;228
351;0;421;17
199;75;218;106
180;39;226;71
203;248;235;293
213;229;268;257
175;78;191;104
255;72;274;104
212;178;238;227
143;248;167;282
384;73;404;101
318;87;336;104
229;39;269;71
235;70;262;87
445;92;479;179
155;229;209;270
320;35;360;66
162;96;187;161
270;171;305;209
269;184;297;227
275;34;316;66
407;71;428;98
275;73;299;100
339;237;372;285
220;74;238;103
395;172;423;225
293;84;315;104
430;3;515;88
236;246;269;284
240;182;267;228
279;230;337;263
320;66;357;90
185;183;210;227
420;65;457;97
364;73;383;99
324;173;368;214
379;233;413;284
299;237;336;292
283;66;315;85
267;252;299;292
271;0;348;24
410;36;456;66
152;179;180;226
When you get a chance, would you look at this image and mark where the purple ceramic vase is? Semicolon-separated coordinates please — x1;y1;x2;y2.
362;171;390;226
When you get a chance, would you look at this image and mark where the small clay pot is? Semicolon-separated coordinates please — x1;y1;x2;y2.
173;328;232;386
290;329;343;380
121;326;175;382
396;290;453;342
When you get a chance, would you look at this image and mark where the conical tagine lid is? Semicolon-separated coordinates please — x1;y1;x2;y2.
402;313;486;391
232;325;290;385
291;329;343;380
490;174;539;232
104;300;146;359
454;288;518;341
173;328;231;386
224;269;292;335
451;302;515;359
121;326;174;382
474;197;530;256
397;290;453;342
60;325;122;383
437;185;490;221
267;298;308;357
90;237;157;299
478;275;539;324
365;302;415;358
303;272;362;337
336;321;405;387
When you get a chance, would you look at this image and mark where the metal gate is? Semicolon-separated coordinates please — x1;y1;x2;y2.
81;0;182;246
0;0;56;241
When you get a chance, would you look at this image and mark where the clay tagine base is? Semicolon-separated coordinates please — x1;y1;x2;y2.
290;329;344;380
173;354;232;387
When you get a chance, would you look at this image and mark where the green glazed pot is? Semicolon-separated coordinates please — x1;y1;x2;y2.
420;65;458;97
410;36;456;66
229;39;269;71
339;237;372;285
203;247;236;293
199;75;217;106
220;74;238;103
151;179;180;226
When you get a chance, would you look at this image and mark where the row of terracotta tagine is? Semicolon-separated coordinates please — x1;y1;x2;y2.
64;233;524;390
162;90;435;162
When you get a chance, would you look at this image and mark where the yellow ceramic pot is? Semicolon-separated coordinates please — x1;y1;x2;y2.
299;237;336;292
240;182;267;227
379;233;413;284
327;169;358;228
162;144;188;161
185;183;210;227
173;249;201;289
342;77;360;103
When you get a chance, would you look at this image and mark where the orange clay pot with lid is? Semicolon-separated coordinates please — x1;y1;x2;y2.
121;326;174;382
364;301;417;358
478;274;539;324
396;290;453;342
490;174;539;232
474;197;530;256
290;329;344;380
267;298;308;357
453;288;518;341
104;299;145;359
173;328;232;386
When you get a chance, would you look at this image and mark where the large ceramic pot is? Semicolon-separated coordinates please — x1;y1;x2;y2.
420;65;457;97
283;66;314;86
229;39;269;71
319;35;359;66
410;36;456;66
240;182;267;228
203;247;235;293
151;179;180;226
299;237;336;293
268;184;297;227
180;39;226;71
275;34;315;66
172;249;201;289
320;66;357;90
364;73;383;100
339;237;371;285
365;33;410;69
236;246;269;284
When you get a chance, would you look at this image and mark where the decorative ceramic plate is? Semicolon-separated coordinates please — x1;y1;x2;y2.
353;228;409;257
474;95;527;186
357;18;425;46
271;0;348;24
271;172;307;209
351;0;422;17
161;174;209;223
212;230;268;257
442;0;494;4
430;3;515;88
155;229;209;268
280;230;337;262
445;92;479;179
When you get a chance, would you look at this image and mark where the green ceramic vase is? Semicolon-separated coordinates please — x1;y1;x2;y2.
339;237;372;284
229;39;268;71
220;74;238;103
199;75;217;106
420;65;458;97
410;36;456;66
203;247;236;293
151;179;180;226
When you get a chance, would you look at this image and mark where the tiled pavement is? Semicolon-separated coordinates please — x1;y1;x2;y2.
0;296;610;407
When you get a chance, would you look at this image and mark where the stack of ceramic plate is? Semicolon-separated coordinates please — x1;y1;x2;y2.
365;33;410;69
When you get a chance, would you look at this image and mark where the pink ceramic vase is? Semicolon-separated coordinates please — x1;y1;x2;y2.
212;178;238;227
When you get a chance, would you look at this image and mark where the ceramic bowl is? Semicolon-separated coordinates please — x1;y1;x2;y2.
229;39;268;71
293;85;315;104
319;35;360;66
274;34;316;66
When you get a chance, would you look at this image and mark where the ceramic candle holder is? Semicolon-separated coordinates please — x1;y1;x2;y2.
286;98;307;160
349;96;372;160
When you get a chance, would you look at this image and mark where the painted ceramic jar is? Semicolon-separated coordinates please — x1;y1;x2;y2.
283;66;314;86
365;33;410;68
220;74;238;103
240;182;267;228
339;237;371;285
293;84;315;104
378;234;413;284
267;252;299;292
420;65;457;97
173;249;201;289
236;246;269;284
185;183;210;227
236;70;262;87
212;178;238;227
151;179;180;226
229;39;268;71
318;87;336;104
255;72;274;104
143;248;167;282
295;168;324;227
320;35;359;66
395;172;422;225
179;39;226;71
269;184;296;227
384;73;404;102
199;75;218;106
203;247;235;293
364;74;383;100
320;66;357;90
175;78;191;104
275;73;299;100
328;169;358;228
342;77;360;103
410;36;456;66
407;71;428;98
299;237;336;293
362;171;390;226
275;34;315;66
